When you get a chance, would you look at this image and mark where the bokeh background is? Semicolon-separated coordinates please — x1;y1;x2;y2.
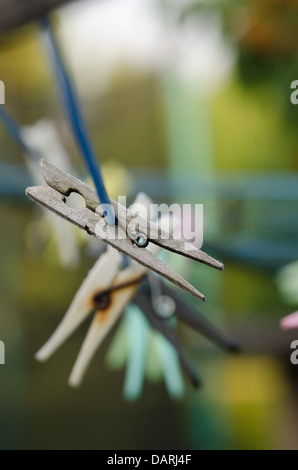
1;0;298;450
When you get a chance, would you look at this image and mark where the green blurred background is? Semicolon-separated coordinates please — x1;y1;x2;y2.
1;0;298;450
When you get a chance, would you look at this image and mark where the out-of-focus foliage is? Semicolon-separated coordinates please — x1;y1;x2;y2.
179;0;298;123
211;81;296;171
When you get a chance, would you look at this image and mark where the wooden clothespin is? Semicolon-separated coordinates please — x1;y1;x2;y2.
26;160;224;302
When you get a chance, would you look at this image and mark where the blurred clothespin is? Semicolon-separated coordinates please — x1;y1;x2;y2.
35;189;237;391
0;106;81;268
106;304;186;401
132;277;238;389
280;311;298;330
35;193;178;386
22;119;80;268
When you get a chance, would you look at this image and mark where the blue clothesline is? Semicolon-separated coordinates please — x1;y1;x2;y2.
0;17;115;226
40;17;115;225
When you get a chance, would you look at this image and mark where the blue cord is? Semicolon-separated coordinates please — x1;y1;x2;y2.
40;16;115;225
0;106;38;158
